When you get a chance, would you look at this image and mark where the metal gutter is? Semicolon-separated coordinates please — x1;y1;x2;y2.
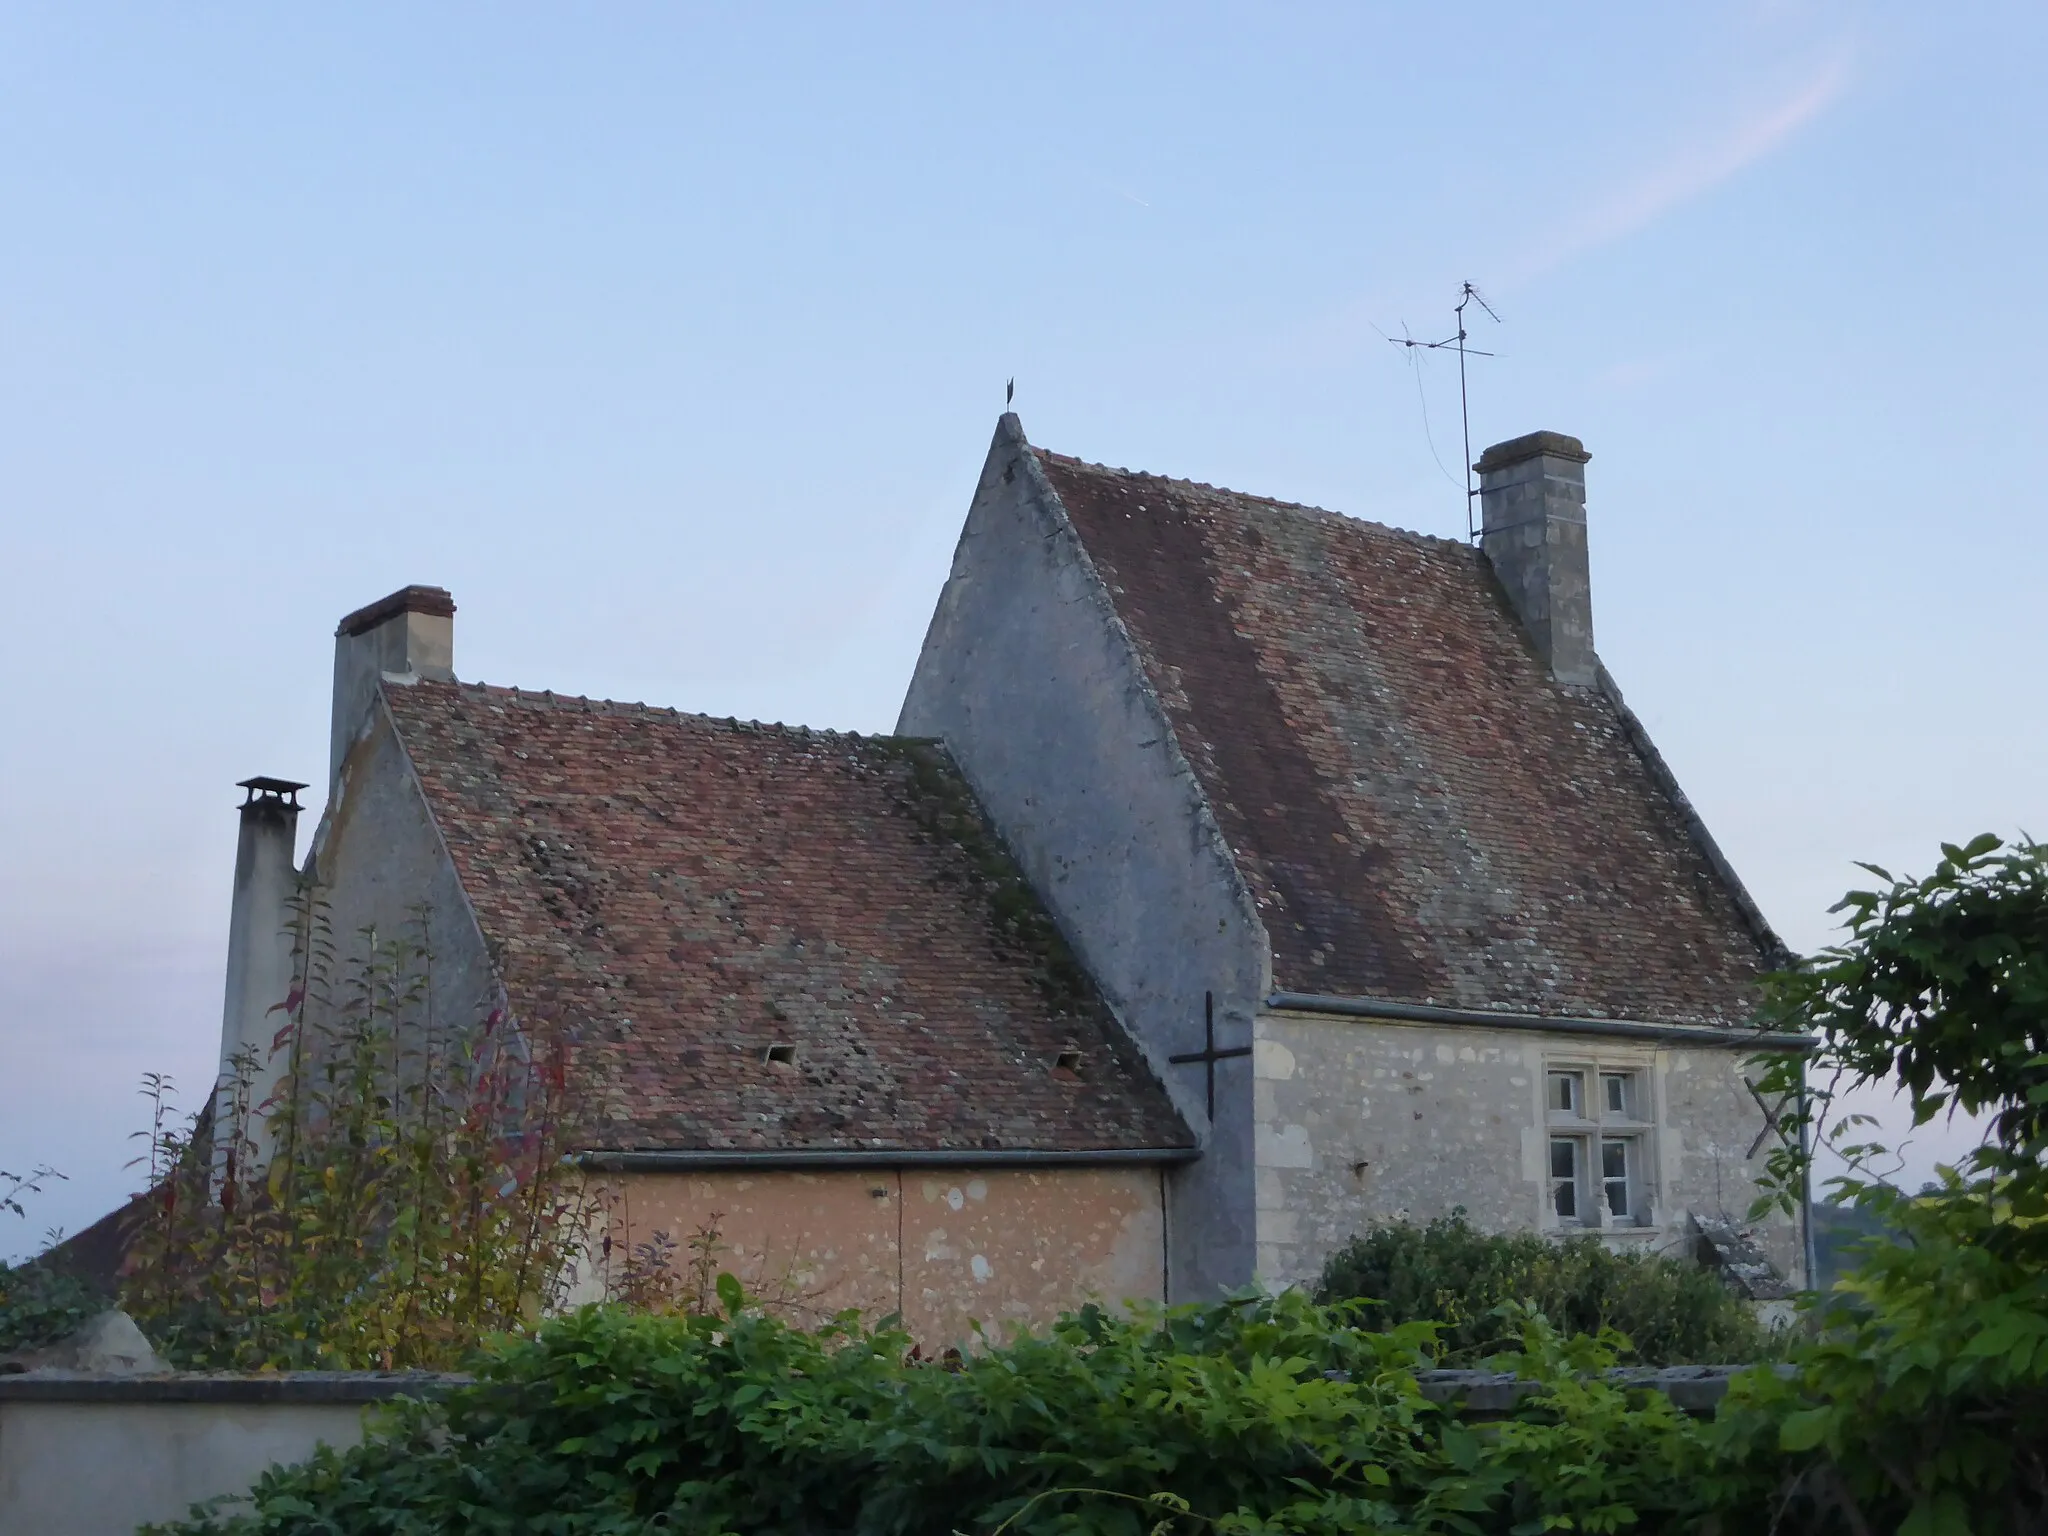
572;1145;1203;1173
1264;991;1814;1051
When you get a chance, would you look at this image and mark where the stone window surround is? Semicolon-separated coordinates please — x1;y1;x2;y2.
1544;1052;1659;1233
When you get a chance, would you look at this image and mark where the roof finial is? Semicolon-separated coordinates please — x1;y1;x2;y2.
1005;377;1014;410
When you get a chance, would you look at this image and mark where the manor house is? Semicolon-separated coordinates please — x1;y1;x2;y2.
211;417;1806;1340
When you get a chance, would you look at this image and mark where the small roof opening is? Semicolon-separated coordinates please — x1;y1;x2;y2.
763;1043;797;1066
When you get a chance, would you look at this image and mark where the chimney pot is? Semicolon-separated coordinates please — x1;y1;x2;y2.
1476;432;1597;686
237;776;308;810
217;775;305;1175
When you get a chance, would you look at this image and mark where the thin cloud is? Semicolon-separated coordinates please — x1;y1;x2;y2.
1595;343;1716;392
1505;49;1853;287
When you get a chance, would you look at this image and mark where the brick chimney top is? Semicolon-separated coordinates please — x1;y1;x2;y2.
336;585;456;639
1474;430;1590;474
328;585;457;798
1476;431;1597;687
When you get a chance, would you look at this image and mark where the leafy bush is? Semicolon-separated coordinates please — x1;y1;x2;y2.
1314;1210;1774;1366
1;1161;105;1356
1711;1187;2048;1536
147;1287;1718;1536
0;1261;106;1355
1741;835;2048;1534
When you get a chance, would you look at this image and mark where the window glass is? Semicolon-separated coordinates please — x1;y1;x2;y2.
1602;1137;1632;1219
1548;1072;1581;1114
1550;1137;1580;1220
1602;1072;1632;1117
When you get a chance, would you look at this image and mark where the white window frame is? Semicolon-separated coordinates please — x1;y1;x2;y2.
1543;1060;1656;1231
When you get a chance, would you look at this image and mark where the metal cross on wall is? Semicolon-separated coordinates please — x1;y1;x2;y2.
1169;992;1251;1121
1745;1076;1801;1159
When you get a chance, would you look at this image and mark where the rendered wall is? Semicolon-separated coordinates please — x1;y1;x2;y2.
591;1165;1167;1342
1252;1011;1805;1291
300;696;502;1060
0;1398;371;1536
898;416;1267;1299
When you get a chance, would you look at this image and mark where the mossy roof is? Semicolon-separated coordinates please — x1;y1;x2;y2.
382;680;1192;1156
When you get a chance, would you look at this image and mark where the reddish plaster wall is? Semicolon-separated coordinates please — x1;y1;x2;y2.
593;1166;1166;1343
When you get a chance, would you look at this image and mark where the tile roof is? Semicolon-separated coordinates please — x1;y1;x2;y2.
381;681;1193;1155
1034;449;1776;1027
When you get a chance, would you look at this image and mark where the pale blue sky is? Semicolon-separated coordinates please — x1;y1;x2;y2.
3;4;2040;1256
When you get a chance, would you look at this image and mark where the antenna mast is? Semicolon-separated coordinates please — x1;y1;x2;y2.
1385;282;1499;539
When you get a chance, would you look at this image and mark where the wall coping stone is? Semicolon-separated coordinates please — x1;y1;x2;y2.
2;1365;1788;1414
1414;1364;1793;1416
0;1370;470;1404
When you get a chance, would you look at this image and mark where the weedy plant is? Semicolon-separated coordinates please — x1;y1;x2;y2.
119;901;594;1370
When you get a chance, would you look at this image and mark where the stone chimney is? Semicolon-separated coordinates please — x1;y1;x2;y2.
329;585;455;797
216;777;306;1172
1476;431;1595;686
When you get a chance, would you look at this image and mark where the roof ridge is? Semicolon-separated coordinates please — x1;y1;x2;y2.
411;678;931;745
1030;445;1474;555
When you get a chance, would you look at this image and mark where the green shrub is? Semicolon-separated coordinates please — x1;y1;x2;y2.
145;1287;1717;1536
1708;1185;2048;1536
1314;1210;1774;1366
2;1161;106;1356
0;1261;106;1355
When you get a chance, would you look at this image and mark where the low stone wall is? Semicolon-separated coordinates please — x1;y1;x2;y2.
1415;1364;1776;1416
0;1372;464;1536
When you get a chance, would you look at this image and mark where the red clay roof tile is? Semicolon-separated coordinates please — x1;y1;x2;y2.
1035;449;1773;1027
382;680;1193;1155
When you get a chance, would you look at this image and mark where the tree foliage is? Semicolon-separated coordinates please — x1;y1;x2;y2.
1753;833;2048;1212
1740;835;2048;1534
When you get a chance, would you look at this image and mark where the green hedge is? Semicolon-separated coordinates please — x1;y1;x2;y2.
1313;1212;1775;1366
148;1289;1721;1536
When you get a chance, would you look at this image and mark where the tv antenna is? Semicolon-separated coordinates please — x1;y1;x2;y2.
1384;282;1499;539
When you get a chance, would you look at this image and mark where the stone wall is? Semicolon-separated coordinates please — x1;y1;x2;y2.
305;694;500;1038
1252;1009;1805;1291
897;415;1270;1299
0;1374;455;1536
